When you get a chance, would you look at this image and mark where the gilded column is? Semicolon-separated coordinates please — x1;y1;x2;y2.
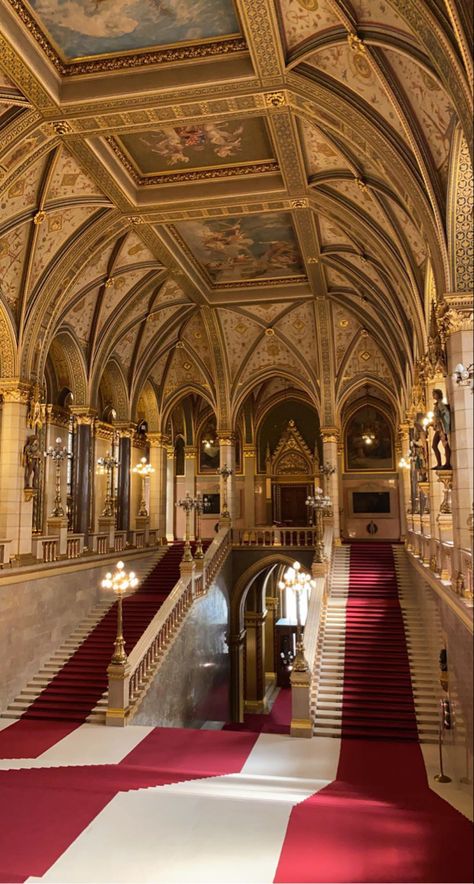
243;444;256;527
148;432;168;542
71;407;95;543
0;380;32;558
320;427;340;542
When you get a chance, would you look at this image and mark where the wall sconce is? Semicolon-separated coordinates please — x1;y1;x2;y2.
452;363;474;391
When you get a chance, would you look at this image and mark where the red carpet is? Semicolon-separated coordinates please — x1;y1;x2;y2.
0;727;258;883
0;544;204;759
274;543;473;883
223;687;291;734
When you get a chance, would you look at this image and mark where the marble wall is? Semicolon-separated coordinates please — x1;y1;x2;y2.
0;552;157;713
133;559;231;728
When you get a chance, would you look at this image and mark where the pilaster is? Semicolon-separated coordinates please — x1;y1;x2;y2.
218;431;236;519
320;427;340;541
148;432;168;541
243;445;256;527
0;380;32;557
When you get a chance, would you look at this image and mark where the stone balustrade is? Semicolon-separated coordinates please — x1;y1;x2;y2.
233;527;318;548
106;525;232;726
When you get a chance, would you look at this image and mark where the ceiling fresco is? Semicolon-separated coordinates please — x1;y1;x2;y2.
173;213;306;284
24;0;240;60
115;117;274;178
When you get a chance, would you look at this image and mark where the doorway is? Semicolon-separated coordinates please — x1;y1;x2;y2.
275;484;309;524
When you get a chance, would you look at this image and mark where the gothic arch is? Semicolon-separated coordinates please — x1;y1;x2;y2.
46;329;87;406
0;303;17;378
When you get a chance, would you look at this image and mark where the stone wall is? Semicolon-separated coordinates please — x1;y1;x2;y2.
0;552;157;713
132;559;231;728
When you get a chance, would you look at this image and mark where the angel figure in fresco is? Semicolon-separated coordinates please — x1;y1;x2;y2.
202;222;253;254
205;123;244;158
140;130;189;166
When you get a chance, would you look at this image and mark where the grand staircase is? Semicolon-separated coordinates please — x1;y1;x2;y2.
1;545;189;724
312;543;439;742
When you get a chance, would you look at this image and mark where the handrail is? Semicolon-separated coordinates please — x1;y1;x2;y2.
107;525;232;725
290;522;334;738
233;527;318;547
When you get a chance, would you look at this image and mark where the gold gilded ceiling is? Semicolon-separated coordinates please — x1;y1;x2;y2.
0;0;472;427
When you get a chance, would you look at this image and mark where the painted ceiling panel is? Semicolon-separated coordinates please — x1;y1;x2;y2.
47;147;104;200
29;205;99;294
181;312;212;372
278;0;342;50
325;179;392;234
64;289;97;343
339;331;394;391
318;216;356;249
25;0;240;60
308;44;408;142
275;303;318;372
0;152;50;218
350;0;419;40
383;49;457;185
0;221;29;317
218;308;263;379
333;305;361;372
384;198;428;266
138;304;183;359
239;333;311;387
240;302;293;322
116;231;157;268
163;348;210;401
299;119;349;177
99;267;150;332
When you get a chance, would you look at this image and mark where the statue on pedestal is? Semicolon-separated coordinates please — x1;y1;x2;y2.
431;389;451;470
23;434;41;489
411;414;429;482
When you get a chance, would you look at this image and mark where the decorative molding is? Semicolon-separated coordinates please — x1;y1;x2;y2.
454;137;473;293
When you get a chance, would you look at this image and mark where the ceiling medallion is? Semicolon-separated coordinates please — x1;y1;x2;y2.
347;33;366;54
339;319;349;328
265;328;275;336
50;121;71;136
33;211;46;225
291;198;308;209
360;351;371;361
265;92;286;109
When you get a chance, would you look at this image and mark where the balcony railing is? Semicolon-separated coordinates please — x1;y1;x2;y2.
233;527;318;548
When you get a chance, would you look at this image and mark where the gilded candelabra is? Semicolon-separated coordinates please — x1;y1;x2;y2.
217;464;233;518
97;452;120;518
176;492;195;562
278;561;314;673
101;561;138;665
306;487;332;563
132;456;155;517
44;436;69;518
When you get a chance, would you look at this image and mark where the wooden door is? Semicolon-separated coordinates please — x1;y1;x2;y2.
279;484;308;524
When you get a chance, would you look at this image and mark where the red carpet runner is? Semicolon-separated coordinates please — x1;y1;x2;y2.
274;543;473;883
0;544;191;758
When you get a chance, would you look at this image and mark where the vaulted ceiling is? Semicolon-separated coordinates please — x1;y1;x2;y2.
0;0;472;426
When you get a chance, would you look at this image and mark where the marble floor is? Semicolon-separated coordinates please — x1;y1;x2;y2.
0;718;471;884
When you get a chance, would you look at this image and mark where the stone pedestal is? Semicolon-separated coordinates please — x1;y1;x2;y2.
135;515;150;546
290;668;312;738
47;516;68;556
106;661;131;727
98;516;115;551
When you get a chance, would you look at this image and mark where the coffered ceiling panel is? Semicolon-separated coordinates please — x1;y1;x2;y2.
114;117;275;183
23;0;240;60
172;212;306;285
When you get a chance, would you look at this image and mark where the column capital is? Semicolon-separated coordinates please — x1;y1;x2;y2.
0;379;31;403
320;426;340;442
45;403;70;428
217;431;237;445
95;420;116;442
147;432;169;448
243;445;256;458
70;406;96;425
115;421;136;439
440;292;473;335
184;446;197;459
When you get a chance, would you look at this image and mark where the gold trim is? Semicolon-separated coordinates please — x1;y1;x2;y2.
7;0;246;75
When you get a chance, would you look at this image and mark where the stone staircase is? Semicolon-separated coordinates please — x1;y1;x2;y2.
312;545;440;742
1;549;166;724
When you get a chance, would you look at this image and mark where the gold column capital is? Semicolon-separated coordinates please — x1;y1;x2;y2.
0;379;31;403
148;432;169;448
217;431;237;445
70;406;97;425
115;421;136;439
441;292;473;334
243;445;256;458
320;426;340;443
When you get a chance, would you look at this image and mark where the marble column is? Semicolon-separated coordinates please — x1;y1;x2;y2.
71;408;95;543
94;423;116;530
397;421;411;540
148;432;168;541
320;427;340;542
0;381;33;557
165;444;175;542
243;445;256;527
116;425;133;534
218;432;236;520
445;295;474;570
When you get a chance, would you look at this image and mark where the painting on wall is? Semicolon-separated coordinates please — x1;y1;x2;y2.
117;118;274;175
26;0;240;60
345;406;394;471
174;213;305;284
